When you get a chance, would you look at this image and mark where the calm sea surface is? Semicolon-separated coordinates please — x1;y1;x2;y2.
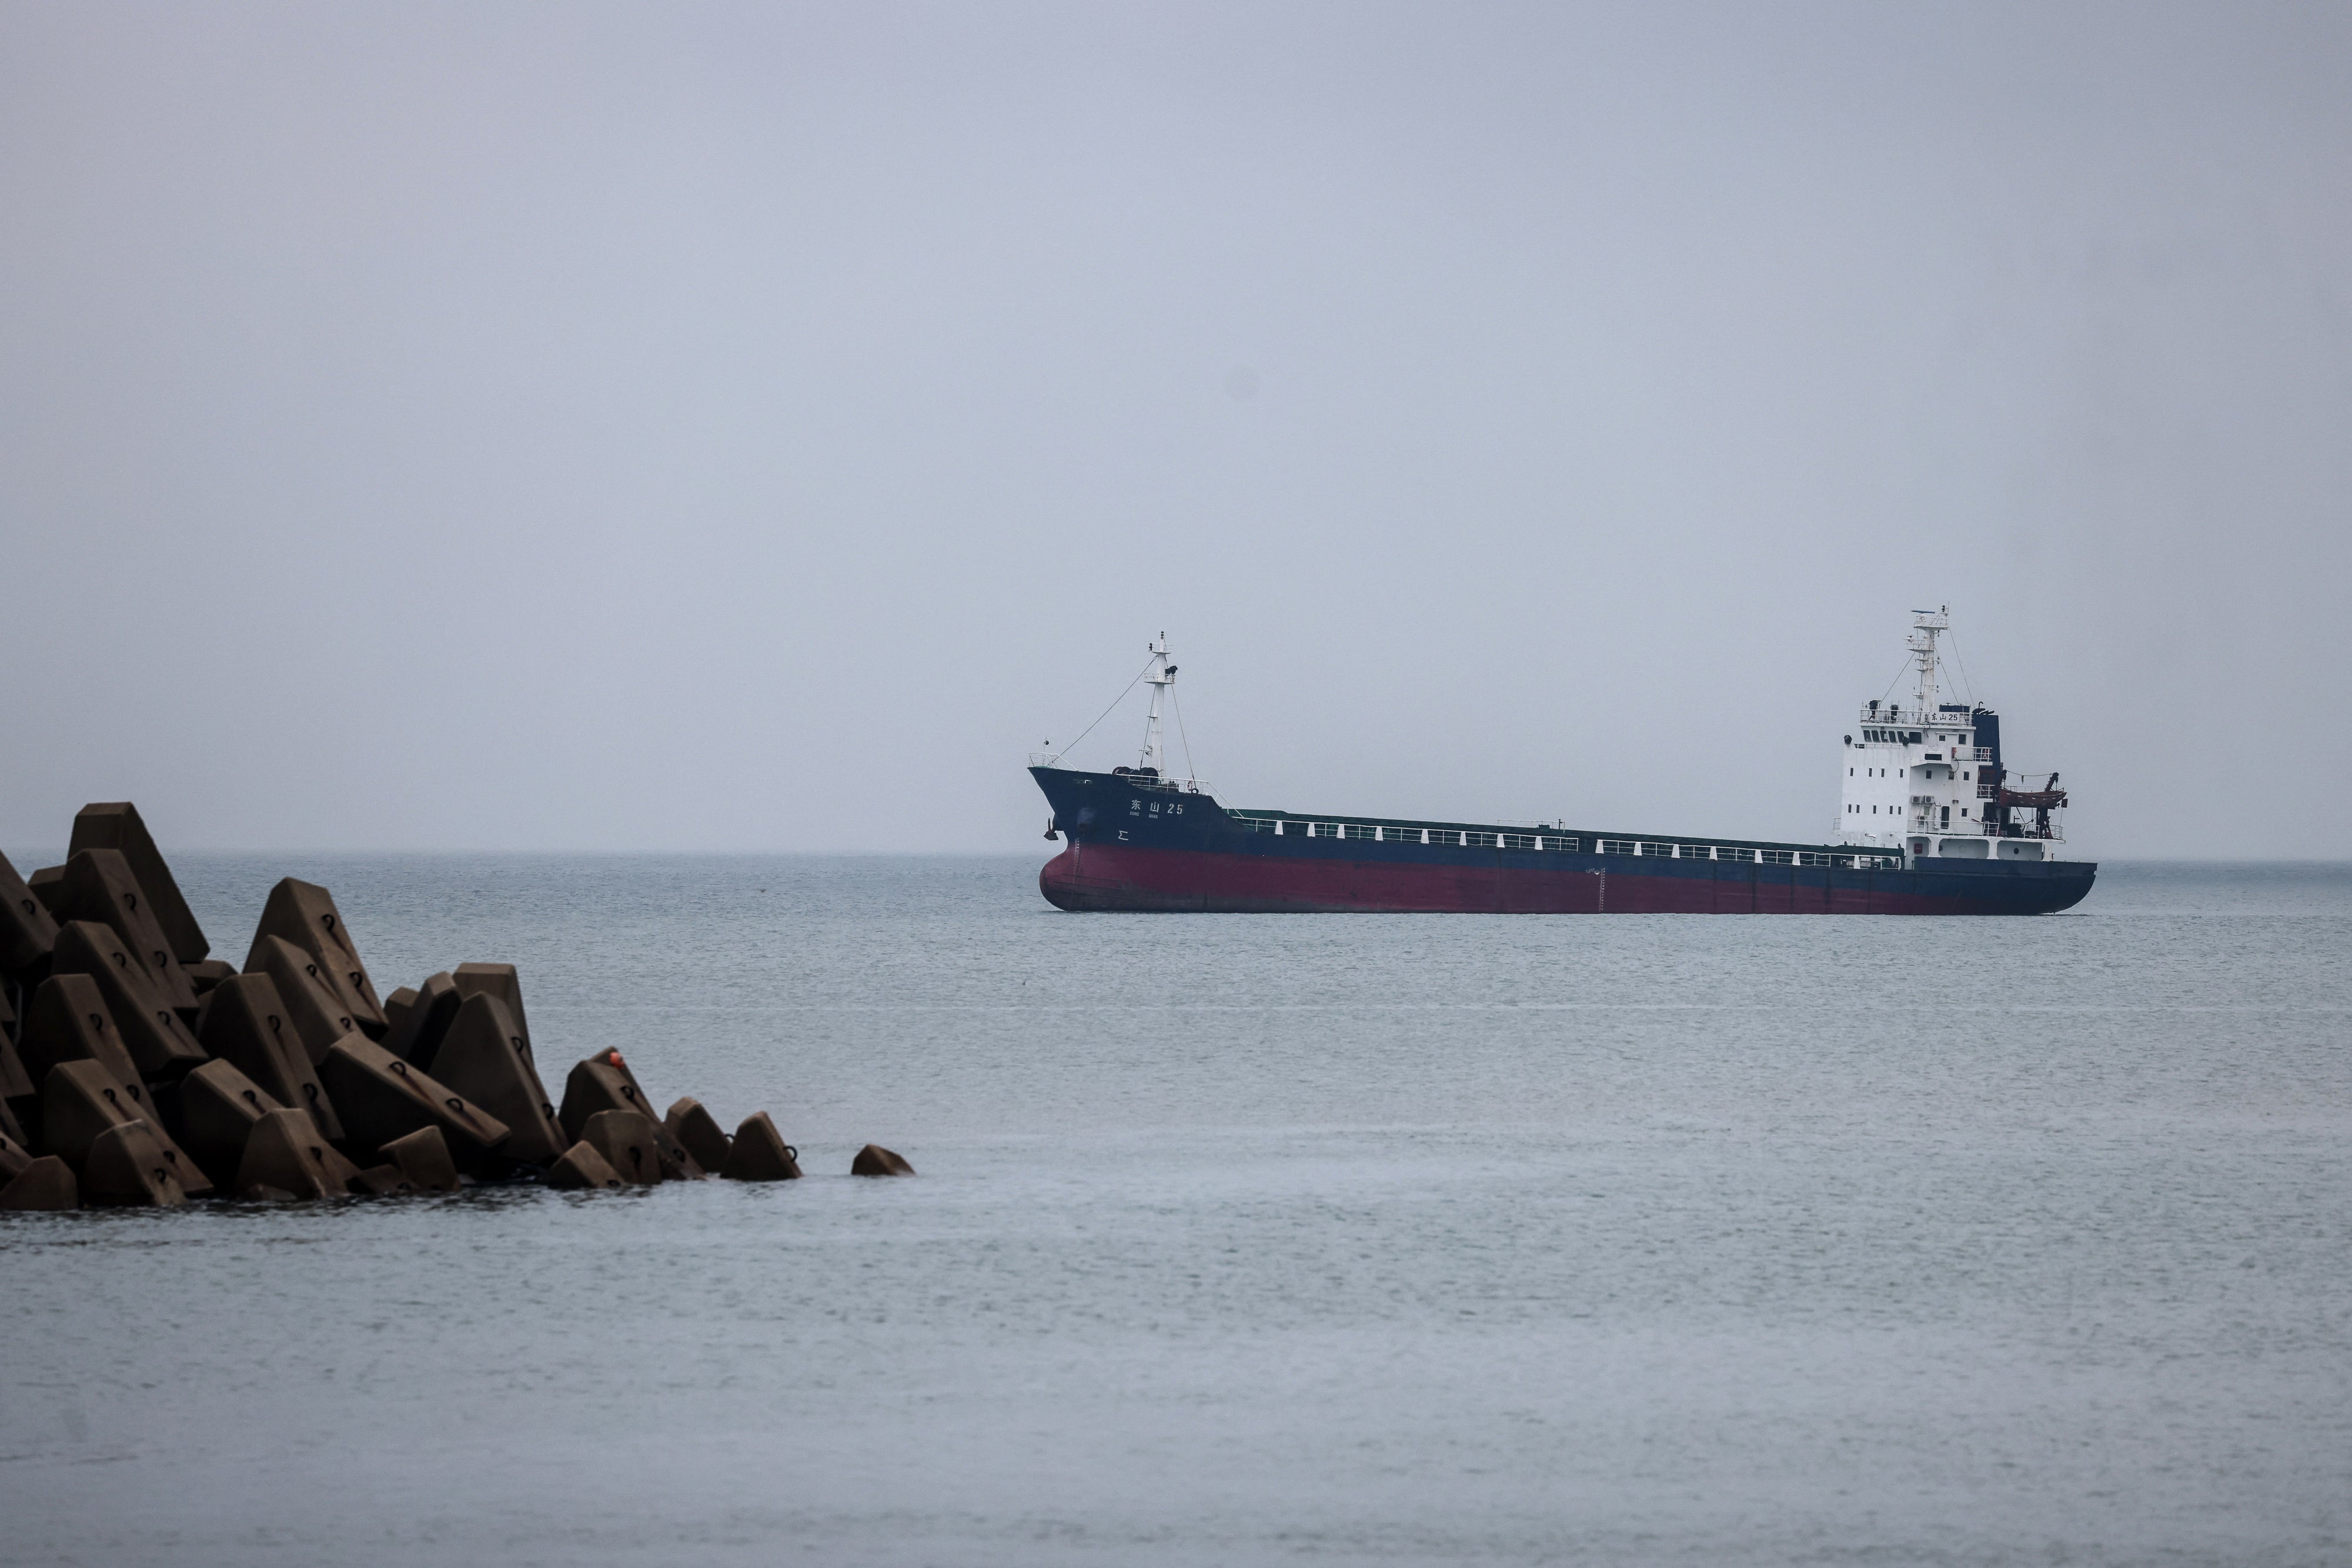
2;856;2348;1566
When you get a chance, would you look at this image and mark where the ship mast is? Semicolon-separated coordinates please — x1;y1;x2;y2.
1907;606;1949;714
1139;633;1177;774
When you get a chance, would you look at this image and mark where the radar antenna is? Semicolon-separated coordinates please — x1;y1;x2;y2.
1907;606;1950;714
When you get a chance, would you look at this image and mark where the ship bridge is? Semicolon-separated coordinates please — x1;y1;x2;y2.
1836;609;2069;864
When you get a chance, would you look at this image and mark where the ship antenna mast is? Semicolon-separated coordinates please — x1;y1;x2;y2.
1139;633;1178;774
1907;606;1949;716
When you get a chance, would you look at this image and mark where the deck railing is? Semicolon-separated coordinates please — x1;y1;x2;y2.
1231;818;1582;851
1225;814;1908;868
1858;707;1982;730
1033;757;1213;794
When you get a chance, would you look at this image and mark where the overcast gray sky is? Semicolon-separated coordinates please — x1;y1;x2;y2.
4;2;2347;858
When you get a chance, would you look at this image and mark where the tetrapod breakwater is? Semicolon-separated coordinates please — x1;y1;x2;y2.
1;803;913;1209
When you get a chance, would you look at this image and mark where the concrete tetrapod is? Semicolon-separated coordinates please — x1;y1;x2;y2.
546;1141;625;1191
52;849;198;1016
234;1108;363;1200
450;963;530;1051
195;972;343;1141
38;1055;139;1162
82;1121;189;1206
379;1126;460;1192
720;1113;801;1181
42;1060;211;1193
0;1128;31;1183
245;878;387;1038
0;1094;26;1153
851;1144;916;1176
580;1109;664;1185
664;1096;733;1174
427;994;565;1166
381;987;418;1042
244;935;363;1065
68;803;210;965
382;971;461;1066
176;1059;287;1188
318;1035;510;1172
0;849;59;974
184;959;235;995
48;921;206;1081
557;1051;660;1142
16;974;146;1105
0;1155;77;1210
642;1114;702;1179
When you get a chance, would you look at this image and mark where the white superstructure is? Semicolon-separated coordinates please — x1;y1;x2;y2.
1837;609;2069;865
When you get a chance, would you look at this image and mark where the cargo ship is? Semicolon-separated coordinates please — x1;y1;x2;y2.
1028;611;2092;915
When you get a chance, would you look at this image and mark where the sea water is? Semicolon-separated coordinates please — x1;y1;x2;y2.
1;857;2347;1566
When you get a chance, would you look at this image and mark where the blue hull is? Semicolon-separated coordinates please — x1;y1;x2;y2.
1031;767;2094;915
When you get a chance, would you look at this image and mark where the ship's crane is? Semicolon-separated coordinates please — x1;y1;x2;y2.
1998;770;2068;840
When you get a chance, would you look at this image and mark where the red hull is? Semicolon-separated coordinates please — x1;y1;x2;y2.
1041;841;2050;915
